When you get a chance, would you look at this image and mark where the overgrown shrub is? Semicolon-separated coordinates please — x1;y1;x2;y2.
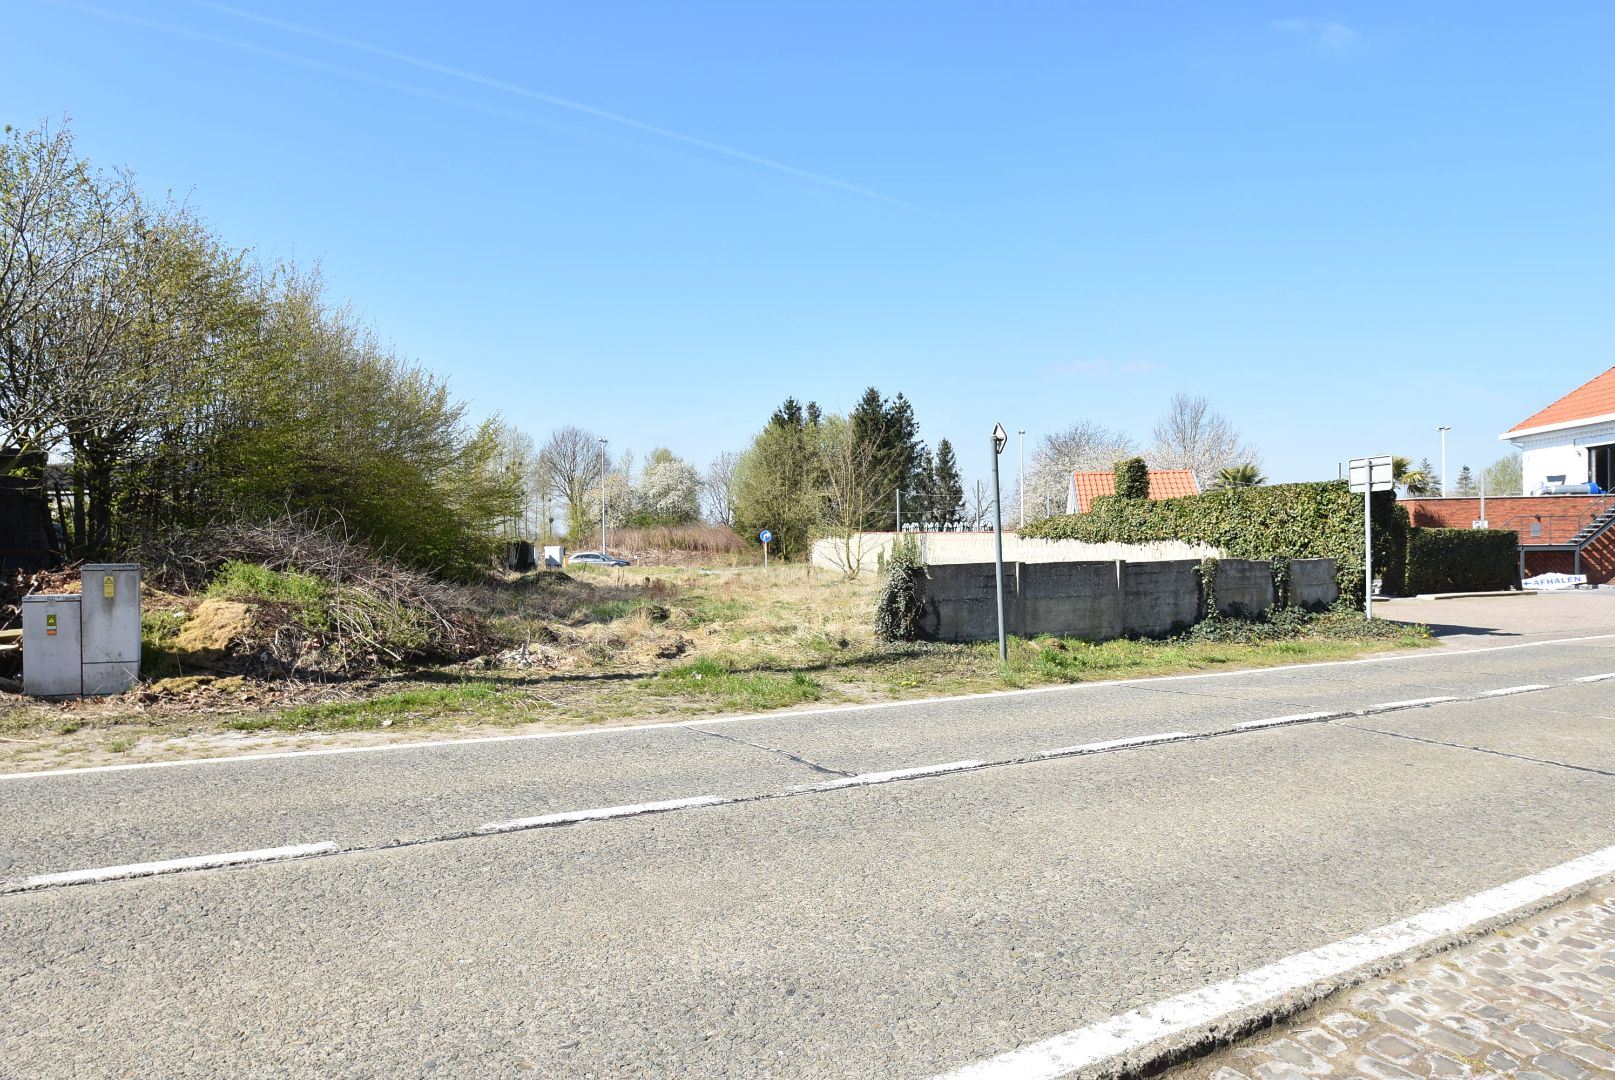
1022;481;1407;602
1114;457;1150;499
874;536;926;642
1404;528;1520;594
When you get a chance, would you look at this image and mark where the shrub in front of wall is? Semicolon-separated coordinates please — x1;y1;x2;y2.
1403;528;1520;594
874;535;926;642
1113;457;1150;500
1021;480;1408;603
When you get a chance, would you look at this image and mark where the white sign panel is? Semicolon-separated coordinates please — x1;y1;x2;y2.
1523;573;1587;590
1348;454;1395;493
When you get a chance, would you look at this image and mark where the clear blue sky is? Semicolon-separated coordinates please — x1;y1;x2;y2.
9;1;1615;487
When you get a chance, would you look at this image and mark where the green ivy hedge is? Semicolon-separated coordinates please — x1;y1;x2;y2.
1020;480;1407;601
1403;528;1520;594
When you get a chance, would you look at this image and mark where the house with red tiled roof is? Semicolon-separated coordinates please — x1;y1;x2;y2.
1065;468;1199;514
1500;365;1615;494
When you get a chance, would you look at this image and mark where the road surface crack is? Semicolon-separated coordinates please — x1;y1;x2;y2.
687;727;853;778
1332;721;1615;779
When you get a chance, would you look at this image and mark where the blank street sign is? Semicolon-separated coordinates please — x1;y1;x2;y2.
1348;455;1395;493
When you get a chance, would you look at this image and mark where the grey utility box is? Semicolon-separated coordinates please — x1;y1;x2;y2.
22;595;83;698
80;563;142;696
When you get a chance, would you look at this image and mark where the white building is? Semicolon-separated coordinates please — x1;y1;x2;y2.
1500;365;1615;494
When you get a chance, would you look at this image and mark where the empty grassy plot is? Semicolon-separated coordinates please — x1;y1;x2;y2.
226;681;517;732
647;656;824;711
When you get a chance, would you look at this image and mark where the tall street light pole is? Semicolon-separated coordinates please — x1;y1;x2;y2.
991;423;1009;663
1437;426;1451;496
1018;430;1026;529
599;436;609;554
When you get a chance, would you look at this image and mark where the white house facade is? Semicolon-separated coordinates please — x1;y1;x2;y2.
1500;366;1615;494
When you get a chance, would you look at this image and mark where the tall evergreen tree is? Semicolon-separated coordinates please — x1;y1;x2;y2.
932;438;965;529
849;387;923;529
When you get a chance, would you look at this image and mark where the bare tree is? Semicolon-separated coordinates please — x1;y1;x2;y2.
966;478;992;530
1022;420;1137;514
702;450;739;526
1148;394;1255;491
537;425;608;542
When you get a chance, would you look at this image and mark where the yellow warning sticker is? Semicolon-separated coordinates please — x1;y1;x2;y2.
104;575;115;598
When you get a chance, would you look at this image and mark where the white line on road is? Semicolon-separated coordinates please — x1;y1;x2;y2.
1232;711;1343;731
1481;684;1552;696
5;632;1612;783
475;796;726;835
7;842;340;893
1035;733;1192;758
809;760;987;791
931;842;1615;1080
1574;672;1615;683
1366;696;1459;710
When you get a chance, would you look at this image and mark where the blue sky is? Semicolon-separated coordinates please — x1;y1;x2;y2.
9;2;1615;487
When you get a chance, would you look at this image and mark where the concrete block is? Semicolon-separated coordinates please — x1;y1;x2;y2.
1215;559;1276;618
1289;558;1339;610
1016;561;1124;640
918;562;1010;642
1120;560;1201;637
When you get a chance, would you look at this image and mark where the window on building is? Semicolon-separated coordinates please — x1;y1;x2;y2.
1591;444;1614;491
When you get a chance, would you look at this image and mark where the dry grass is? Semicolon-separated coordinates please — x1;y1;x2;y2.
0;559;1432;771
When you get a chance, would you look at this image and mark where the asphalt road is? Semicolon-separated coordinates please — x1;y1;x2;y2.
4;624;1615;1078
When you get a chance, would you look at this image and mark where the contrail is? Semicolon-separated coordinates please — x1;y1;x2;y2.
183;0;951;220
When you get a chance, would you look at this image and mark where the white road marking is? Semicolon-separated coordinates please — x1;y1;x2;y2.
1232;712;1342;731
1035;733;1192;759
5;632;1613;783
1482;684;1551;696
808;760;987;790
475;796;726;835
7;842;339;892
1574;672;1615;683
932;842;1615;1080
1366;696;1459;710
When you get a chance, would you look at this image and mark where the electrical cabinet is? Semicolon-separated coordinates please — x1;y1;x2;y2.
80;562;141;695
21;595;82;698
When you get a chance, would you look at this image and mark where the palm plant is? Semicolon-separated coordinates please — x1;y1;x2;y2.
1211;463;1265;489
1392;455;1435;496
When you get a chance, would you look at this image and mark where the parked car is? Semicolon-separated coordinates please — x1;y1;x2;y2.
566;551;631;567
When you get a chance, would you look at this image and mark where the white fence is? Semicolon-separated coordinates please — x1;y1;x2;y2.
810;531;1221;574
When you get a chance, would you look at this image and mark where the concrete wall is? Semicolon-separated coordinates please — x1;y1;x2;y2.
811;531;1221;574
1288;559;1339;609
919;556;1336;643
1214;559;1276;617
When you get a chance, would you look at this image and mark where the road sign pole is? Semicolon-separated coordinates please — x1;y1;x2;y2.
763;540;768;569
1364;486;1373;620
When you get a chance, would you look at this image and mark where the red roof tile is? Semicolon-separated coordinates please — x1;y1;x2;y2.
1069;469;1200;513
1507;365;1615;434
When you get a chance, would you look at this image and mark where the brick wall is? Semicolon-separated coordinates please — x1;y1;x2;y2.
1402;496;1615;585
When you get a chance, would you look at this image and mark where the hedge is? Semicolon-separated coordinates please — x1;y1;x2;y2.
1020;480;1407;601
1403;528;1520;594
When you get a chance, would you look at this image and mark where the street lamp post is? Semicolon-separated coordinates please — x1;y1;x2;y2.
598;436;609;554
991;423;1009;663
1018;430;1026;528
1438;426;1450;496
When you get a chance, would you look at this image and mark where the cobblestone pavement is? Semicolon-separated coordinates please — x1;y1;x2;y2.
1168;891;1615;1080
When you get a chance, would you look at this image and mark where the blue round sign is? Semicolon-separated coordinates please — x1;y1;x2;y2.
759;530;773;544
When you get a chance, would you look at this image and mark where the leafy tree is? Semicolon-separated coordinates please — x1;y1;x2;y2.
1482;452;1523;496
1211;463;1266;489
931;438;965;529
1114;456;1150;499
732;397;821;558
633;447;701;526
1392;455;1435;497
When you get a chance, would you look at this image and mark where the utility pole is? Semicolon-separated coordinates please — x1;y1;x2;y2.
991;423;1009;663
1017;430;1026;529
896;487;901;534
1438;425;1451;496
598;436;608;554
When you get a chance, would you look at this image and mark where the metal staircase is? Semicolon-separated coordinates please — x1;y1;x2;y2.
1568;501;1615;548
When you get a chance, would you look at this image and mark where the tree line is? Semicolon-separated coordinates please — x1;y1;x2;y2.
1;120;521;578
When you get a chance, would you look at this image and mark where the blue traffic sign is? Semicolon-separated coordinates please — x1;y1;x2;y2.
759;530;773;544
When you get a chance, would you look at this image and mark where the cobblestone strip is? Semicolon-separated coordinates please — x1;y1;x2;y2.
1166;892;1615;1080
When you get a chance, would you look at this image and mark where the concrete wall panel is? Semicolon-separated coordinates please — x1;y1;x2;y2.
1017;561;1124;641
1120;560;1202;637
1289;559;1339;609
1215;559;1276;617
